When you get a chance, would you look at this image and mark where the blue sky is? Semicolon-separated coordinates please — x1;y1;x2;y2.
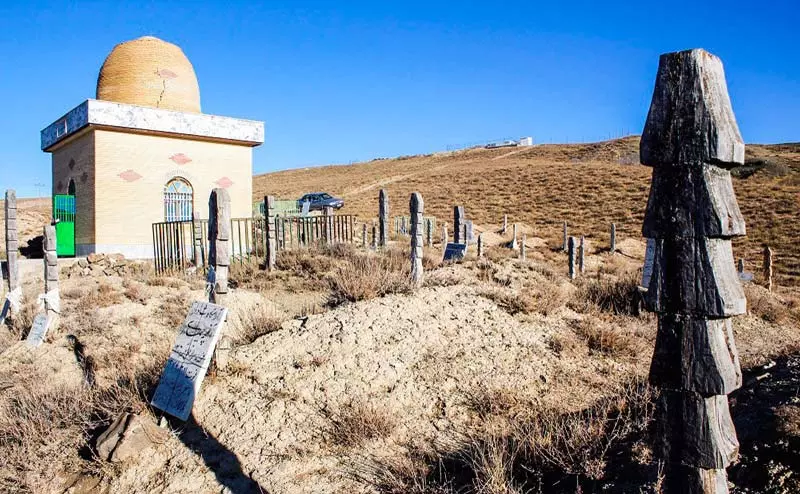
0;0;798;197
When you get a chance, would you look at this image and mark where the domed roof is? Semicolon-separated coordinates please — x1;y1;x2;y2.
96;36;201;113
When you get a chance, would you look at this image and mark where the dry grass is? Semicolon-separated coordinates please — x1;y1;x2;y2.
232;303;282;346
156;292;191;328
75;282;123;312
321;400;396;449
744;284;795;324
326;248;414;306
480;285;567;317
572;271;642;316
568;318;647;358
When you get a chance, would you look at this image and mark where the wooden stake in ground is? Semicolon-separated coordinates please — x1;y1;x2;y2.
379;189;389;248
562;221;568;252
208;188;231;305
763;246;773;292
362;223;368;248
264;195;277;271
641;48;746;494
453;206;465;244
520;234;527;260
477;233;484;258
410;193;424;286
511;223;518;250
425;218;433;247
579;235;585;274
441;223;448;248
371;223;377;250
610;223;617;254
502;214;508;235
567;236;576;280
192;214;203;268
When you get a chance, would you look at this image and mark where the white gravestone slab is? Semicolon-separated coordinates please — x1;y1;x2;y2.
738;271;754;283
301;201;311;217
25;313;50;347
641;238;656;289
151;301;228;421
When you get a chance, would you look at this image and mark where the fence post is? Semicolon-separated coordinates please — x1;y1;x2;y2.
562;221;568;252
379;189;389;248
567;236;576;280
410;193;424;286
43;225;59;326
477;233;483;258
441;223;448;248
521;234;527;260
579;236;586;274
192;215;203;267
209;189;231;305
264;196;277;270
763;246;773;291
502;214;508;235
641;49;746;493
610;223;617;254
511;223;518;250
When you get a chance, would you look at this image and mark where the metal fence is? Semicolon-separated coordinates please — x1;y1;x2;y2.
153;214;359;275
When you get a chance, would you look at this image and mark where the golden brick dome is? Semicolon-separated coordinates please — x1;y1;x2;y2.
96;36;201;113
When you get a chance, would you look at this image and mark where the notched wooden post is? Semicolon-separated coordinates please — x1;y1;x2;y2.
453;206;464;244
378;189;389;248
410;193;424;286
641;48;746;494
264;195;277;271
2;190;20;322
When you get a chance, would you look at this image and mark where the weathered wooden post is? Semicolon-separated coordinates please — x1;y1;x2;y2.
371;222;377;250
477;233;484;258
579;236;585;274
520;234;527;260
208;188;231;305
737;258;745;275
3;190;20;318
763;246;773;291
425;218;433;246
43;225;59;325
323;206;334;245
410;193;424;286
502;214;508;235
562;221;568;252
192;214;203;267
511;223;518;250
610;223;617;254
441;223;448;247
453;206;465;244
379;189;389;248
641;48;747;494
567;236;576;280
264;196;277;271
362;223;368;248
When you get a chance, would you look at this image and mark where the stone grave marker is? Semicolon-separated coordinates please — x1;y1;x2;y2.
453;206;465;244
379;189;389;247
264;195;277;271
25;313;50;347
610;223;617;254
151;301;228;421
443;243;467;262
410;193;424;286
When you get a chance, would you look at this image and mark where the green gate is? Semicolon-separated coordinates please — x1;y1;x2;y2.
53;194;76;257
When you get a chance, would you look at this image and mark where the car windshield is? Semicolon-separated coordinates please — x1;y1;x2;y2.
320;193;332;199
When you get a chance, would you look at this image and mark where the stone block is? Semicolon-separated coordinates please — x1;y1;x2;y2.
649;314;741;395
641;49;744;168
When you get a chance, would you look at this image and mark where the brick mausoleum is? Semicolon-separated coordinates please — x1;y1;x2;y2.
41;36;264;258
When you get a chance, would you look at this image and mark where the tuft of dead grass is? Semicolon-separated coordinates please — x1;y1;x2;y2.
75;282;124;312
326;249;413;306
232;303;282;346
572;271;642;316
156;292;191;328
480;286;567;317
568;318;646;358
321;400;397;449
745;284;793;325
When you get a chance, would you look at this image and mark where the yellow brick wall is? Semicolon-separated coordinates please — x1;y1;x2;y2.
51;131;95;246
92;129;253;255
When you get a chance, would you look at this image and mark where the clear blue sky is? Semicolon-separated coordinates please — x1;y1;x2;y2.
1;0;798;197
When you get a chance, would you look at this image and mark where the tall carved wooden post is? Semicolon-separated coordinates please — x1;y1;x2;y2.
453;206;465;244
371;222;378;250
362;223;368;248
410;193;424;286
4;190;20;316
192;214;203;268
641;49;746;494
579;236;586;274
477;233;484;258
209;189;231;305
567;236;576;280
264;195;277;271
378;189;389;248
610;223;617;254
425;218;433;246
43;225;59;326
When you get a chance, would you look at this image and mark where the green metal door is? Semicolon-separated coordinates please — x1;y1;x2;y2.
53;194;76;257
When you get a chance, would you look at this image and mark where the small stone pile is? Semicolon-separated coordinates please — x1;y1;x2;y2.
65;253;144;278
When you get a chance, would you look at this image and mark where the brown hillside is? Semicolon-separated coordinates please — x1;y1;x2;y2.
254;137;800;286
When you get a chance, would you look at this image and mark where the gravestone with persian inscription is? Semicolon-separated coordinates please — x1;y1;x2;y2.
443;243;467;262
151;301;228;421
25;314;50;347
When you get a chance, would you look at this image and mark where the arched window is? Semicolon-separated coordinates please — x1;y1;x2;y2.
164;178;193;222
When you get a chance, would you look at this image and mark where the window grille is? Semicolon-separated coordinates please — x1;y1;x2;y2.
164;178;193;222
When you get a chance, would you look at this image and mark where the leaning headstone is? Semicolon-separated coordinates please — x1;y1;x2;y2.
477;233;484;258
610;223;617;254
520;234;527;260
410;193;424;286
264;196;277;271
378;189;389;247
208;189;231;305
567;236;576;280
443;243;467;262
641;48;746;493
25;314;50;347
453;206;465;244
763;246;773;292
151;301;228;421
562;221;568;252
579;236;585;274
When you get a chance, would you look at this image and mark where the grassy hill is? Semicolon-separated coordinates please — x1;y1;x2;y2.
254;137;800;286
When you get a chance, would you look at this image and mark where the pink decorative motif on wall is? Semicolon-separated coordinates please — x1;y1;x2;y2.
215;177;234;188
169;153;192;165
119;170;143;182
157;68;178;79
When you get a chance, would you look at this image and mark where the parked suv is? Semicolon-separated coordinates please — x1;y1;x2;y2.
298;192;344;211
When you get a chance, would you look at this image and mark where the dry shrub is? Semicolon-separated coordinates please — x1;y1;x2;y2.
156;292;191;328
326;251;412;306
122;279;150;304
547;331;582;356
76;282;124;312
573;272;642;316
745;284;791;324
233;303;282;346
145;276;185;289
480;286;566;316
569;318;644;358
424;270;467;287
277;247;334;278
322;400;396;449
